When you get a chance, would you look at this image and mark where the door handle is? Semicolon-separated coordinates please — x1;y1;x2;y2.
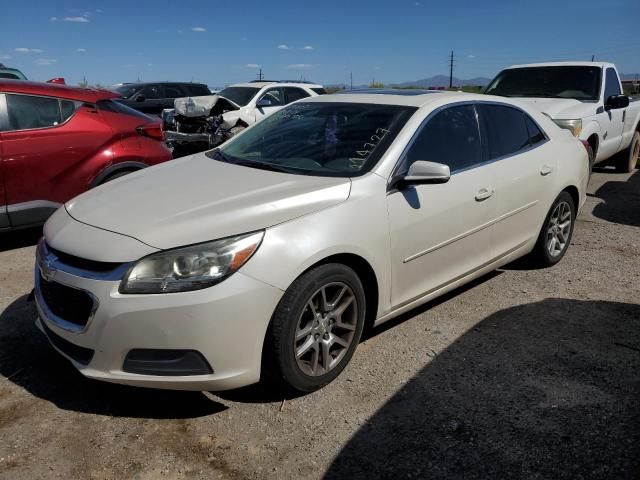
475;188;494;201
540;165;553;176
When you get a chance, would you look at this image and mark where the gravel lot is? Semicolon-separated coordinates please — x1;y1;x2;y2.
0;168;639;480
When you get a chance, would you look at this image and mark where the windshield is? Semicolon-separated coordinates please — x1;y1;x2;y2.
113;84;140;99
208;102;416;177
216;86;261;106
485;66;602;101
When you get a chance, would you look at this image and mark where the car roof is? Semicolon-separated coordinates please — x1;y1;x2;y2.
506;61;615;70
229;82;323;89
112;81;209;87
300;90;472;107
0;79;120;102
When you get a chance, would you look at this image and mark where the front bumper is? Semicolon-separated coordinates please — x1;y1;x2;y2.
34;253;284;391
164;130;211;145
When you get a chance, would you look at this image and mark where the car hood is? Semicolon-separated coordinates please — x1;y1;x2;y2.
65;154;352;250
515;97;599;120
173;94;240;117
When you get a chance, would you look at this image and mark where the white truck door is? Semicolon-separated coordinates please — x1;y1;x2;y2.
596;67;626;159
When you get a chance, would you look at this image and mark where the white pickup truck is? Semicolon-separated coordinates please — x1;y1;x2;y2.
485;62;640;172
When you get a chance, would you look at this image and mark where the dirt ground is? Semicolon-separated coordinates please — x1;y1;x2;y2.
0;168;639;480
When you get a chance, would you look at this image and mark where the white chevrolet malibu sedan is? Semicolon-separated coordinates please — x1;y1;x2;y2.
35;90;589;393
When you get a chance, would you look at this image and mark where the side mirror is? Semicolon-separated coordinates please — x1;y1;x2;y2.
605;94;629;110
395;161;451;188
136;94;145;102
256;97;272;108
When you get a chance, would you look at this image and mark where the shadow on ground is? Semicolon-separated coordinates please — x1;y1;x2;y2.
590;169;640;227
0;296;226;418
326;298;640;480
0;227;42;253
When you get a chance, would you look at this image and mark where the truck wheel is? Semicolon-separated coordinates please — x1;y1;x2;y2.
264;263;366;393
615;131;640;173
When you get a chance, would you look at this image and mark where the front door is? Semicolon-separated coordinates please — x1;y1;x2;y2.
387;104;497;308
254;87;285;122
596;67;626;160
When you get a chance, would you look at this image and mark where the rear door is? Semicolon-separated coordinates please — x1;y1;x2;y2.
135;84;166;114
0;94;7;228
1;93;113;227
477;103;556;257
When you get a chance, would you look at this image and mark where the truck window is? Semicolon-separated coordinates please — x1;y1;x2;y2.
603;68;622;101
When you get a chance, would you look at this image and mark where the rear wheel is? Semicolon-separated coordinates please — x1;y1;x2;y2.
265;263;366;393
529;191;576;267
99;169;136;185
615;131;640;173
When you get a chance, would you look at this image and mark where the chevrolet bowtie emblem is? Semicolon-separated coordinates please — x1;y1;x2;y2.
40;255;57;282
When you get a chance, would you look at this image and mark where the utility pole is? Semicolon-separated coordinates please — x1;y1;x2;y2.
257;68;264;81
591;54;595;61
449;50;455;89
350;71;353;90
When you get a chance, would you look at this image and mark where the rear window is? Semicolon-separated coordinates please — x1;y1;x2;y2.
98;99;151;119
0;72;21;80
311;88;327;95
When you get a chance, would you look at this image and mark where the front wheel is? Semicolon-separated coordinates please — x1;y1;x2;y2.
529;191;576;267
265;263;366;393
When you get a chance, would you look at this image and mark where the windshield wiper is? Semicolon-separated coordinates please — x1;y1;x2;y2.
232;159;299;174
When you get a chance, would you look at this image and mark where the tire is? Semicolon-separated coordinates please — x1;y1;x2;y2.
586;145;594;181
615;131;640;173
99;169;135;185
529;191;576;267
265;263;366;393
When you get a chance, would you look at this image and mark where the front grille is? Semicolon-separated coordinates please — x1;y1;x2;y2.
48;245;121;272
40;320;94;366
39;276;95;327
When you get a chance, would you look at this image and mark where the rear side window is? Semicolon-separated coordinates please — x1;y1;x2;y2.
0;73;21;80
603;68;622;100
164;84;185;98
61;100;81;122
4;94;62;131
311;88;327;95
404;105;482;173
525;115;546;146
140;85;163;99
284;87;310;104
259;88;285;106
185;84;211;96
98;99;151;119
478;104;530;160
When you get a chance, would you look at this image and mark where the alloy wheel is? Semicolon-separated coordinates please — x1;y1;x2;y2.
294;282;358;376
546;201;572;258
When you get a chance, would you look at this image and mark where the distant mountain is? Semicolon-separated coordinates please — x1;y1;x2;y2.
391;75;492;88
620;73;640;81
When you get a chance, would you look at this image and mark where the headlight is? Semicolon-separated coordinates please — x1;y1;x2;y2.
553;119;582;137
119;231;264;294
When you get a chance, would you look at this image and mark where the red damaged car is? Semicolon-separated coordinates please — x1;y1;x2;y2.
0;80;172;231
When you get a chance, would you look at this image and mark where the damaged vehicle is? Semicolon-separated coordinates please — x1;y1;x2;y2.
162;81;325;156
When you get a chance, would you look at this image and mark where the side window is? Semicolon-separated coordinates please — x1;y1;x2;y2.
186;85;210;96
404;105;482;173
5;94;62;131
603;68;622;100
164;84;185;98
284;87;310;104
140;85;163;99
311;87;327;95
478;104;530;160
258;88;284;107
525;115;546;147
61;100;80;123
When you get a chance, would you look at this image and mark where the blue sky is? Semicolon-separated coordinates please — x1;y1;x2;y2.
1;0;639;87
